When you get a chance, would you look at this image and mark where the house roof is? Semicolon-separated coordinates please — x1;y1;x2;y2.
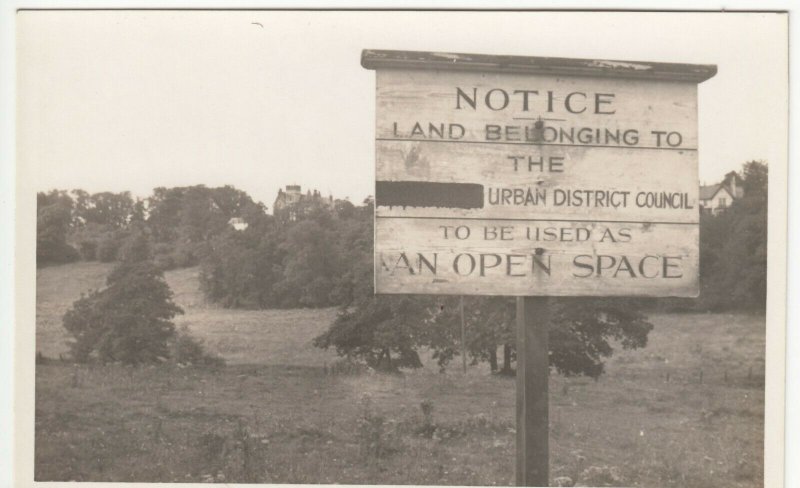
699;184;720;200
723;172;745;198
699;183;734;202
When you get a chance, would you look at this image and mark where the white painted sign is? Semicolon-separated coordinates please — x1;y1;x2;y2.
363;50;716;297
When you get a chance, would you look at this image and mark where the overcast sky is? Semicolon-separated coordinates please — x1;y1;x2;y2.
17;10;787;210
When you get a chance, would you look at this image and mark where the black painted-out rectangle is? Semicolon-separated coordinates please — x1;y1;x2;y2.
376;181;484;209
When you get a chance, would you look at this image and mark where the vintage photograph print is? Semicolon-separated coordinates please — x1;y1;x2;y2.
16;10;787;488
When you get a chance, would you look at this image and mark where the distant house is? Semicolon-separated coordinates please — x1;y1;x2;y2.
699;171;744;215
228;217;248;231
273;185;336;221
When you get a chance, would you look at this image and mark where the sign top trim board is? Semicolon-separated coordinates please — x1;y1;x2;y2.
361;49;717;84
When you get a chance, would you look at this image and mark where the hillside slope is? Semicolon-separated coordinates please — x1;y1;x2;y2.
36;263;339;366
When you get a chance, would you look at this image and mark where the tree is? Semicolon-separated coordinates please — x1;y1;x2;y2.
549;298;652;378
334;199;356;219
699;161;768;311
429;296;652;378
64;189;139;263
200;227;285;308
314;296;431;371
147;185;261;243
62;245;183;364
37;191;78;266
130;198;147;224
81;191;134;228
147;187;185;242
145;185;267;269
275;219;341;307
307;193;655;377
428;296;515;373
198;192;365;309
312;211;433;371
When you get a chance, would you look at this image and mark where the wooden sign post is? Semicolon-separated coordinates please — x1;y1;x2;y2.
362;49;715;486
516;296;549;486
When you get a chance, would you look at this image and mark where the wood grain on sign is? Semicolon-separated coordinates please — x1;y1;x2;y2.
375;218;698;297
365;51;711;297
376;140;698;223
376;69;698;149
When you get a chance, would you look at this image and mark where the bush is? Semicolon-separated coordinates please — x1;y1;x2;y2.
170;325;225;369
172;245;197;268
152;243;176;270
151;241;205;271
356;395;403;461
117;231;150;262
62;260;183;364
153;253;176;270
37;241;79;266
326;357;371;375
78;240;98;261
416;400;436;438
314;295;429;372
96;236;121;262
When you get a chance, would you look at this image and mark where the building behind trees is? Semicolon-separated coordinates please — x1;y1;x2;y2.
699;171;745;214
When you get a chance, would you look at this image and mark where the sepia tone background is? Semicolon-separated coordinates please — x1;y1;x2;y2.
11;9;789;488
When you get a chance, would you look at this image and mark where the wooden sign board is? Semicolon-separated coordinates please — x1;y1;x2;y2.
363;50;716;297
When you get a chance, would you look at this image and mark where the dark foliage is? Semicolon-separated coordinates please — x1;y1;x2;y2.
549;298;652;378
199;197;370;309
72;190;134;229
62;246;183;364
200;228;285;308
77;240;98;261
43;160;767;375
170;325;225;369
698;161;768;311
427;296;515;373
304;199;653;377
37;191;79;266
428;296;652;378
148;185;264;245
314;295;430;372
37;185;268;269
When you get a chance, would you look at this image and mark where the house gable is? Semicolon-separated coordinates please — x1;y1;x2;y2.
708;184;734;202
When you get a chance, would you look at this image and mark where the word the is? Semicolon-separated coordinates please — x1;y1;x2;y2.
508;155;565;172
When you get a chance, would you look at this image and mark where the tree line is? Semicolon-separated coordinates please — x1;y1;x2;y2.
46;161;767;371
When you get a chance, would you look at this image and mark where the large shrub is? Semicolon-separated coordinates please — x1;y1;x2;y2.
169;325;225;368
77;240;98;261
62;259;183;364
96;234;122;262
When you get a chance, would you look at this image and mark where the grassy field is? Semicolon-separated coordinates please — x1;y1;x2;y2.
35;262;765;486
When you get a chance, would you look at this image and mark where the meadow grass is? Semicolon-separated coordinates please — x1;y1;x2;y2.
34;263;764;486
